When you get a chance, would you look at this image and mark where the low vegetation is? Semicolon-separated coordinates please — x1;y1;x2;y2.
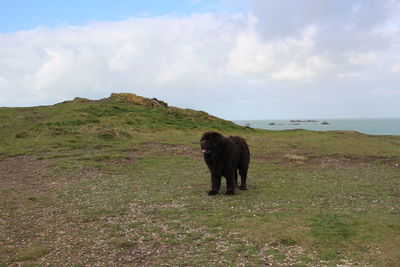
1;93;399;266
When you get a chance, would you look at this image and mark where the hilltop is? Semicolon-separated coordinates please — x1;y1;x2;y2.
0;93;244;156
0;93;399;266
61;93;169;107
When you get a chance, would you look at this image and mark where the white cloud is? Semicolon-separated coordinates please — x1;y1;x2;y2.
109;43;139;71
0;1;399;119
0;76;6;86
347;52;377;65
228;31;278;75
391;63;400;72
306;56;335;70
338;72;367;80
227;24;320;80
271;63;315;81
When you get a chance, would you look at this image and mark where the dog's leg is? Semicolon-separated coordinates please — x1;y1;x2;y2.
208;172;221;195
238;164;248;190
231;169;239;188
225;172;235;195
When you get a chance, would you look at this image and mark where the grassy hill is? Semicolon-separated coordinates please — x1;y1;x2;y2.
1;93;399;266
0;93;242;157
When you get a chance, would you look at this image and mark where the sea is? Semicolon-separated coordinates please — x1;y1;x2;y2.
234;118;400;136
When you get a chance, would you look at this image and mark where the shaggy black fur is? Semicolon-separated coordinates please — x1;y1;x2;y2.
200;131;250;195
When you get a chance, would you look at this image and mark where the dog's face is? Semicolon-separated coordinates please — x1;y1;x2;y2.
200;131;225;154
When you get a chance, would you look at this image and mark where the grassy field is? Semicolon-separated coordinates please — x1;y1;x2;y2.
1;93;399;266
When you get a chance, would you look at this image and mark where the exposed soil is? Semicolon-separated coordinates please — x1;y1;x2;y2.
252;152;400;168
142;143;201;158
0;155;53;192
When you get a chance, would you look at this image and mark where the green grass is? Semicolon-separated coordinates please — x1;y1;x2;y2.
0;94;399;266
13;245;49;262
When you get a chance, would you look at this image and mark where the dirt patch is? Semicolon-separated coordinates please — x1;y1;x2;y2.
252;152;399;168
251;153;277;162
103;143;201;166
143;143;201;158
102;156;138;167
307;156;353;167
1;153;206;266
284;154;308;161
0;155;115;266
0;155;54;194
308;155;400;168
0;155;60;265
252;153;308;166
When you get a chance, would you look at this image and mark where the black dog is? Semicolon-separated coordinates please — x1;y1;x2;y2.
200;131;250;195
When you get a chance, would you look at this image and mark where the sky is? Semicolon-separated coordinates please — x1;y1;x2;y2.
0;0;399;120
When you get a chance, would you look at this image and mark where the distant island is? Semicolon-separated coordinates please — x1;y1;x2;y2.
290;120;318;122
266;120;331;127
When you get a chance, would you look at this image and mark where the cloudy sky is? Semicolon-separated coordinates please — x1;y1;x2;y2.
1;0;399;119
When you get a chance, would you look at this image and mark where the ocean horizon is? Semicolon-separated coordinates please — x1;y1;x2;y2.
234;118;400;136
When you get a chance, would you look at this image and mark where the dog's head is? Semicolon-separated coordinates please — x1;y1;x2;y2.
200;131;226;154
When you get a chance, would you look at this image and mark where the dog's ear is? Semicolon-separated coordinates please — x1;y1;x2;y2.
211;132;225;147
200;131;209;142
